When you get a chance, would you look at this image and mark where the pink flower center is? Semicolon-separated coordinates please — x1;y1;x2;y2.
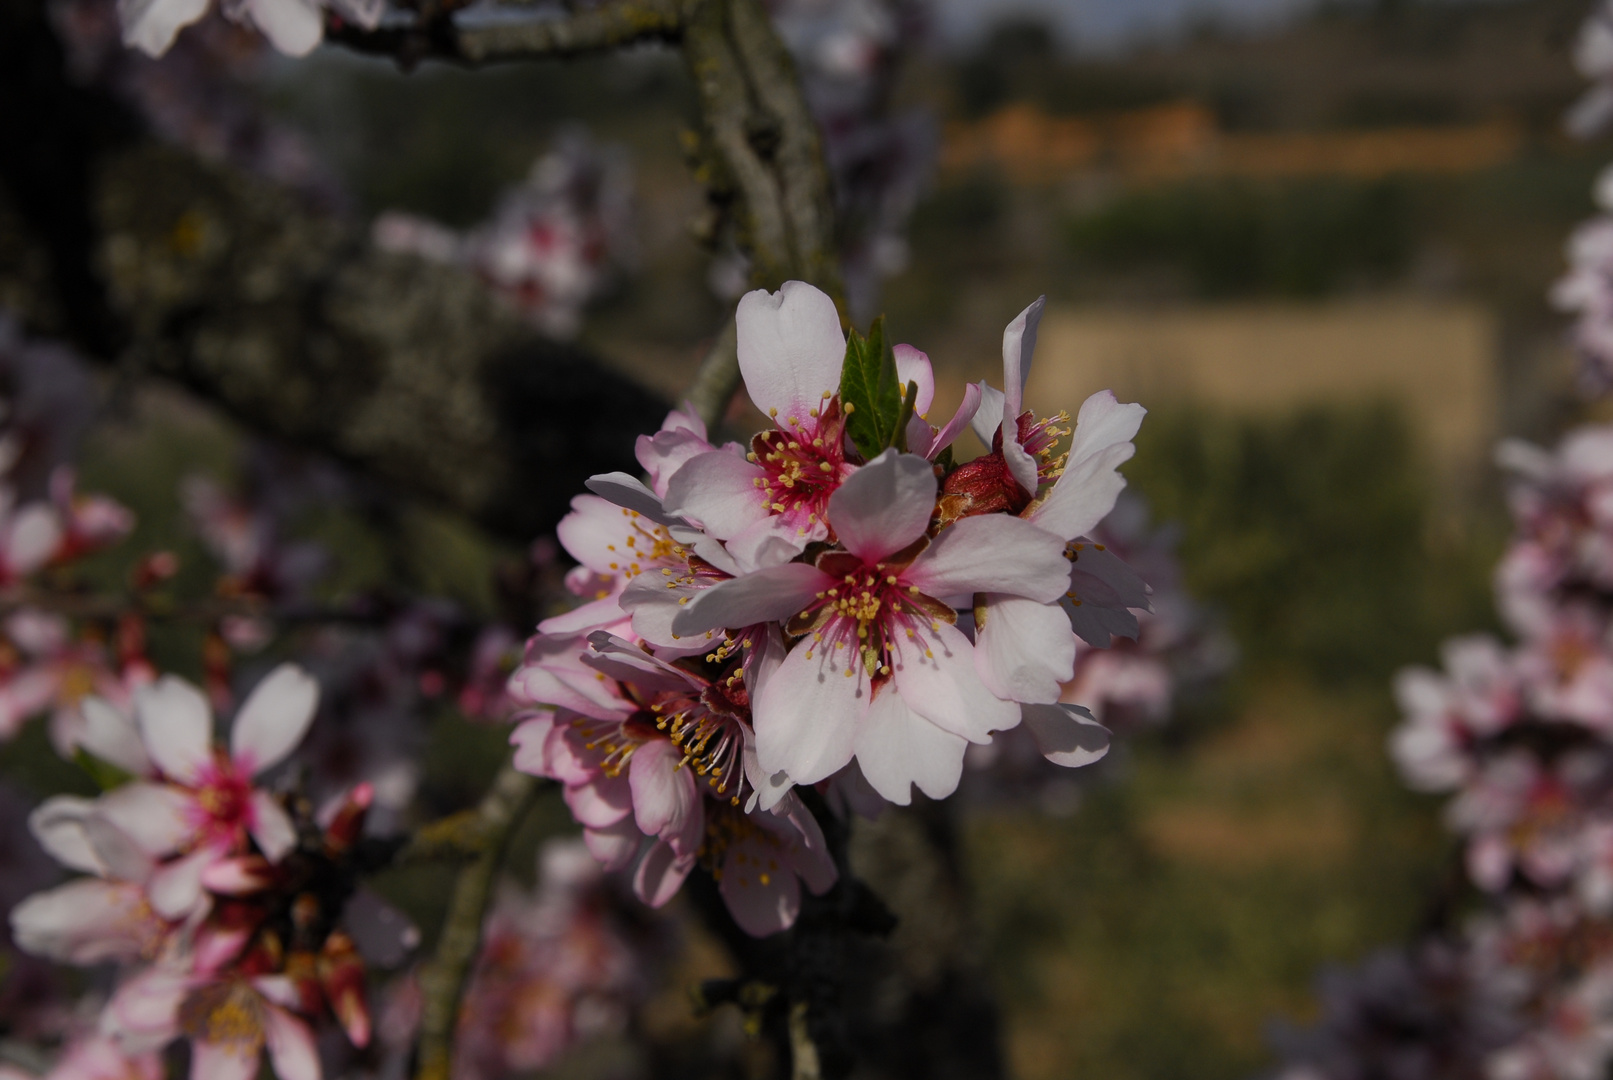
749;397;850;533
788;551;954;683
191;758;256;843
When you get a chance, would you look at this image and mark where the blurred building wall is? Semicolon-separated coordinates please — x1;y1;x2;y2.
1025;299;1499;477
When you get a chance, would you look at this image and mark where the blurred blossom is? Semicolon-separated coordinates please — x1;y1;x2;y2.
761;0;936;321
50;0;350;206
0;317;140;752
374;129;636;339
1267;943;1517;1080
451;841;657;1080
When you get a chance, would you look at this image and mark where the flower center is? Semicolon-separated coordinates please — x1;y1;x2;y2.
789;552;954;682
601;510;684;594
180;980;267;1052
749;396;849;533
193;759;255;839
650;694;747;804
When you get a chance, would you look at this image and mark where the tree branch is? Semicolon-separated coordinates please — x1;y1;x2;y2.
411;764;540;1080
327;0;688;67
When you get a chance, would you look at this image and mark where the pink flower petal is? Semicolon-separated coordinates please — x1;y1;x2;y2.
509;711;557;776
753;636;866;785
975;595;1076;704
230;664;319;775
189;1040;260;1080
824;450;935;563
925;382;982;460
892;344;935;416
905;514;1069;603
854;689;967;805
629;739;700;844
662;451;771;540
248;790;297;862
889;623;1018;743
735;281;846;422
563;771;633;830
672;562;828;638
134;676;214;785
583;819;643;871
633;838;695;908
720;833;802;937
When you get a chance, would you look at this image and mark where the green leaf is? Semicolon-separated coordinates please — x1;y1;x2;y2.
838;316;908;460
934;445;956;473
74;748;133;792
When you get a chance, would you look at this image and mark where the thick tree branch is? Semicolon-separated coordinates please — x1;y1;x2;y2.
328;0;688;66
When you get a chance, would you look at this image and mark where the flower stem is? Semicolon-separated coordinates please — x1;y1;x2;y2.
411;764;540;1080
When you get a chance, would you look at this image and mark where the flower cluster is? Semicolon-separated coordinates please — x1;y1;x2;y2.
8;665;386;1080
0;319;144;755
1279;423;1613;1080
51;0;348;208
507;280;1147;934
450;840;657;1080
1554;2;1613;393
374;129;636;339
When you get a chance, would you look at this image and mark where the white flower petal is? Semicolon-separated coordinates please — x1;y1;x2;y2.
890;622;1018;743
28;796;104;874
263;1005;322;1080
753;637;866;785
854;689;967;805
1022;703;1111;768
249;790;298;862
825;450;935;563
736;281;846;421
975;595;1076;704
96;782;194;857
244;0;323;56
134;676;214;784
79;697;152;777
230;664;319;775
672;562;828;638
584;472;681;526
1001;295;1045;418
906;514;1069;603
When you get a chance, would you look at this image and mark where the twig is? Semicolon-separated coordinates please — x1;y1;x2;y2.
412;764;540;1080
327;0;688;66
684;319;740;432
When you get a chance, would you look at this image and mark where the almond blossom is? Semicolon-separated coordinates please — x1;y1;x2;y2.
59;666;320;920
508;631;834;933
673;449;1071;802
118;0;381;59
512;279;1150;934
664;282;856;559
